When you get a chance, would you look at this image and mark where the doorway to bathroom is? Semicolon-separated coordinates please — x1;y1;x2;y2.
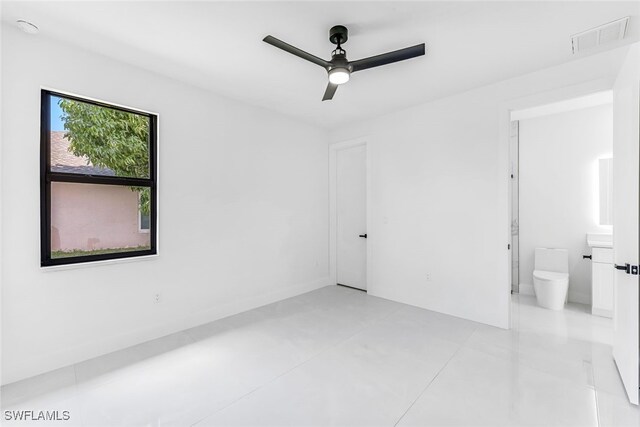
506;87;640;407
509;91;614;309
504;49;639;406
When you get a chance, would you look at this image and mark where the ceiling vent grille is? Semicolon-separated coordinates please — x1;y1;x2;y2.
571;17;629;54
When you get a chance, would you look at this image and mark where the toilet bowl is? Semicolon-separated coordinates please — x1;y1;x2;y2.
533;248;569;310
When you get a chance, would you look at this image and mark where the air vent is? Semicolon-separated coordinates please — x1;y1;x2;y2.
571;17;629;54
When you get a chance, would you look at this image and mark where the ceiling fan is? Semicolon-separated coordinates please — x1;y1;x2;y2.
263;25;425;101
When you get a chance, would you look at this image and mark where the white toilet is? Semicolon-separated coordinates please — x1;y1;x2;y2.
533;248;569;310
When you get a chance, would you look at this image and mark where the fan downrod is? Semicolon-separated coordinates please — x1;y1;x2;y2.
329;25;348;46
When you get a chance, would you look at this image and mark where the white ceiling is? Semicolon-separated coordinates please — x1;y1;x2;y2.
2;1;639;128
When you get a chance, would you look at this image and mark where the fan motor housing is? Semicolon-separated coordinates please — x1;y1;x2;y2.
329;25;348;45
329;52;351;72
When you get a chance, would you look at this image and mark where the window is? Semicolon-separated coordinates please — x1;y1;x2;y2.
41;90;157;266
138;193;150;233
139;211;151;232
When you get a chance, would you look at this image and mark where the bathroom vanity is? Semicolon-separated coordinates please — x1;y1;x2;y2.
586;233;613;318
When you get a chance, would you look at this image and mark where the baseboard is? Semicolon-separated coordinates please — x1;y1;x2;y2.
2;276;331;385
369;288;509;330
519;283;534;296
180;276;332;329
591;307;613;318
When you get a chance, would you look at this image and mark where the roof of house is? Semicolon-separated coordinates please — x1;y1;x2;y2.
50;131;115;176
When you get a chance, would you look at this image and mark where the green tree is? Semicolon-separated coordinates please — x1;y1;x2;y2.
58;98;151;213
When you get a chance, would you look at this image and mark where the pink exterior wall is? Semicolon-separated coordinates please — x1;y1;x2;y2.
51;182;150;252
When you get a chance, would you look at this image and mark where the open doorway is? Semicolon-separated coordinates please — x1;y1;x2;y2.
505;87;640;409
506;92;640;405
510;91;614;313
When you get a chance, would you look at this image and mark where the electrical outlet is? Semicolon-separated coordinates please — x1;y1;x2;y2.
154;293;162;303
426;273;431;281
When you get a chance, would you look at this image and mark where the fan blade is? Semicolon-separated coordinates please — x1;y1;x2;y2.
350;43;425;72
263;35;330;68
322;82;338;101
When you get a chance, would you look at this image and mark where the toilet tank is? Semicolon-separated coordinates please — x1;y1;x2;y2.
534;248;569;273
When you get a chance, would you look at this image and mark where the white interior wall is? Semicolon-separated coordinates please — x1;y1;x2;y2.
329;45;632;329
1;26;330;385
518;104;613;304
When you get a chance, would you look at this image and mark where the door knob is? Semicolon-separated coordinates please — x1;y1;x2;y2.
359;234;367;238
614;263;639;275
614;263;631;274
583;255;592;260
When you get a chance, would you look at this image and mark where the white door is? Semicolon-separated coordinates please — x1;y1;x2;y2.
612;45;639;405
336;144;367;290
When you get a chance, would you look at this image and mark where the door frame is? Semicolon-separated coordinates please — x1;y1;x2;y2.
329;138;372;291
498;77;615;329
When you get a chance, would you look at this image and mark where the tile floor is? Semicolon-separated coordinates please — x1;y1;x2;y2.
1;286;638;426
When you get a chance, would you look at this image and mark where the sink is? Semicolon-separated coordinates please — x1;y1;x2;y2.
587;233;613;248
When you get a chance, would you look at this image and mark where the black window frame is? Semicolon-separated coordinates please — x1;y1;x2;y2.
40;89;158;266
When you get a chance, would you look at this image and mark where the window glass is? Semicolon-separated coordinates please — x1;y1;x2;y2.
48;95;150;178
50;182;151;259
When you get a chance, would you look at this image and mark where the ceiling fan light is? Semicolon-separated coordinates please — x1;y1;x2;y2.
328;68;350;85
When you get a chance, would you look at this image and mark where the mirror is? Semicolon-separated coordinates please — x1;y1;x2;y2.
599;158;613;226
